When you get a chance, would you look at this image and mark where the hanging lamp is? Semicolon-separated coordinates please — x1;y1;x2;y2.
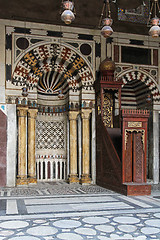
148;0;160;37
60;0;76;25
99;0;113;38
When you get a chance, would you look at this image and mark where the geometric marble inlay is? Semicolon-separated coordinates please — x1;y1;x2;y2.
36;120;65;150
11;43;94;95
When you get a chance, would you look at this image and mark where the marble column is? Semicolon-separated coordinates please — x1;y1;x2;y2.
153;109;159;184
17;106;28;185
80;109;91;184
68;111;79;183
28;108;38;184
91;109;96;184
7;104;17;187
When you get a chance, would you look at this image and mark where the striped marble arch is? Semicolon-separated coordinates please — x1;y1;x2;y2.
12;42;95;97
119;70;160;102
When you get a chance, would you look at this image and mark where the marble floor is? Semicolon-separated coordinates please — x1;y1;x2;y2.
0;182;160;240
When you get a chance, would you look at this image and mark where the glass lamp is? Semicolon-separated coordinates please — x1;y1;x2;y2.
148;0;160;37
61;1;75;25
99;0;113;38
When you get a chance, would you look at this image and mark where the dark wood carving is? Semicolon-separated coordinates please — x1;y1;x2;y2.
96;115;125;193
133;132;144;183
122;109;151;195
96;60;151;195
124;132;132;182
96;110;151;195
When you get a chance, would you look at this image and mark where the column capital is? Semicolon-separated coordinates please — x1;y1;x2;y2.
17;106;28;117
69;111;79;121
81;109;91;120
28;108;38;119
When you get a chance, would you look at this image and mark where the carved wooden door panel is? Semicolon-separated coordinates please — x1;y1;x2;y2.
124;131;144;183
124;132;132;182
133;132;144;183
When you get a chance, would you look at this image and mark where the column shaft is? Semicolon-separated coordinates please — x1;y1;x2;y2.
28;108;38;183
81;110;91;184
153;110;159;184
17;107;28;185
69;111;79;183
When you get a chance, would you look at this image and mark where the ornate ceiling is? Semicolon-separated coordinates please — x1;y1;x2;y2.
0;0;152;34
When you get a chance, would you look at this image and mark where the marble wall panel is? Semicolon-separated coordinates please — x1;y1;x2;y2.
0;109;7;187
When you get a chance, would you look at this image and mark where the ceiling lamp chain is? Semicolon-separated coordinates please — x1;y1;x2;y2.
99;0;113;38
60;0;76;25
148;0;160;37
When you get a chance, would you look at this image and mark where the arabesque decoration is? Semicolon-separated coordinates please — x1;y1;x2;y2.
12;43;94;96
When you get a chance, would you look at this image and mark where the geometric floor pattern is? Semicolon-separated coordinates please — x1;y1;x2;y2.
0;182;160;240
0;182;113;197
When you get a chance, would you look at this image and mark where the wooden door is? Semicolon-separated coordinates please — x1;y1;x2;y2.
133;132;144;183
124;131;144;183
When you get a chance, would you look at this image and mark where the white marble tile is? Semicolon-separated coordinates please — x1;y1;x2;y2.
57;233;83;240
26;226;57;236
141;227;160;235
145;219;160;228
6;200;18;215
10;237;40;240
118;224;137;233
154;213;160;218
136;196;160;207
26;201;133;214
110;233;134;239
134;236;147;240
25;197;81;205
71;202;132;211
25;196;117;205
74;227;96;236
53;220;81;228
82;216;109;225
0;221;29;229
113;216;140;224
26;204;73;214
98;237;111;240
33;220;47;224
118;196;152;208
83;196;118;202
95;225;115;233
0;230;14;236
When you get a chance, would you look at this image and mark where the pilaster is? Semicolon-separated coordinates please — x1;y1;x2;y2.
68;111;79;183
17;106;28;185
80;109;92;184
28;108;38;184
153;110;159;184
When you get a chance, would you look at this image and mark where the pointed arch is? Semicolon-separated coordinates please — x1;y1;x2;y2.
118;70;160;101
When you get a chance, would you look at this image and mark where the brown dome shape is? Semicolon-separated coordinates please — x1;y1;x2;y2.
99;58;116;73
